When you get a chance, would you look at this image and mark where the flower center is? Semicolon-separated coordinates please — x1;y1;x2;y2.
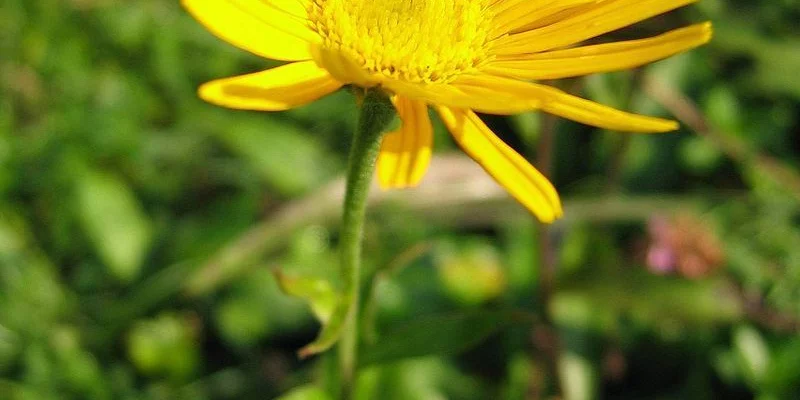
309;0;492;84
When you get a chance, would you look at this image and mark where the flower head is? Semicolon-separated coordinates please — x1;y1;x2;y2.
184;0;711;222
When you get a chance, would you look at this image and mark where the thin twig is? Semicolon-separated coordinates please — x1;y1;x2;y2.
605;70;644;192
535;114;557;318
535;91;562;396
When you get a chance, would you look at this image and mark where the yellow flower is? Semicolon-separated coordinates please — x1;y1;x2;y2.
183;0;711;223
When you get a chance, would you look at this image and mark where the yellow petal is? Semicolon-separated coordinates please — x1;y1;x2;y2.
377;97;433;189
501;2;608;34
199;61;343;111
385;79;539;115
489;0;597;38
454;75;678;132
182;0;318;61
485;23;712;80
310;44;379;87
537;87;679;133
436;106;562;223
267;0;312;19
492;0;697;55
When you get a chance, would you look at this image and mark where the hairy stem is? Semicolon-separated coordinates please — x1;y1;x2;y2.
338;89;395;398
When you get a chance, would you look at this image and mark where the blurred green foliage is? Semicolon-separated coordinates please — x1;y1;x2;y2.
2;0;800;399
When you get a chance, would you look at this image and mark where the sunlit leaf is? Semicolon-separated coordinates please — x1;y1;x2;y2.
733;325;770;388
215;119;338;196
76;170;152;282
559;352;597;400
274;270;339;324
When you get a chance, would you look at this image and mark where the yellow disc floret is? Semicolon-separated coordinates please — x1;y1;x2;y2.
309;0;493;84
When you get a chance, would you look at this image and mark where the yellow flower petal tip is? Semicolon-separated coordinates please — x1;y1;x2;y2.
186;0;711;222
664;120;681;132
643;119;681;134
699;21;714;43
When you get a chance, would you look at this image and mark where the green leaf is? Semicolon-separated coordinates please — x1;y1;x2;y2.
360;311;528;366
296;284;354;359
559;352;598;400
76;170;152;282
733;325;770;388
0;208;28;255
275;385;332;400
214;295;272;347
434;239;507;306
274;271;338;324
127;313;199;381
502;353;536;400
679;137;724;175
216;119;338;196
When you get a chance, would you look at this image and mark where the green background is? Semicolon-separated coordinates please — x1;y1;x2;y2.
2;0;800;399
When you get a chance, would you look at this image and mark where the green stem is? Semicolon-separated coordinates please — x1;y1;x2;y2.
338;89;395;398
